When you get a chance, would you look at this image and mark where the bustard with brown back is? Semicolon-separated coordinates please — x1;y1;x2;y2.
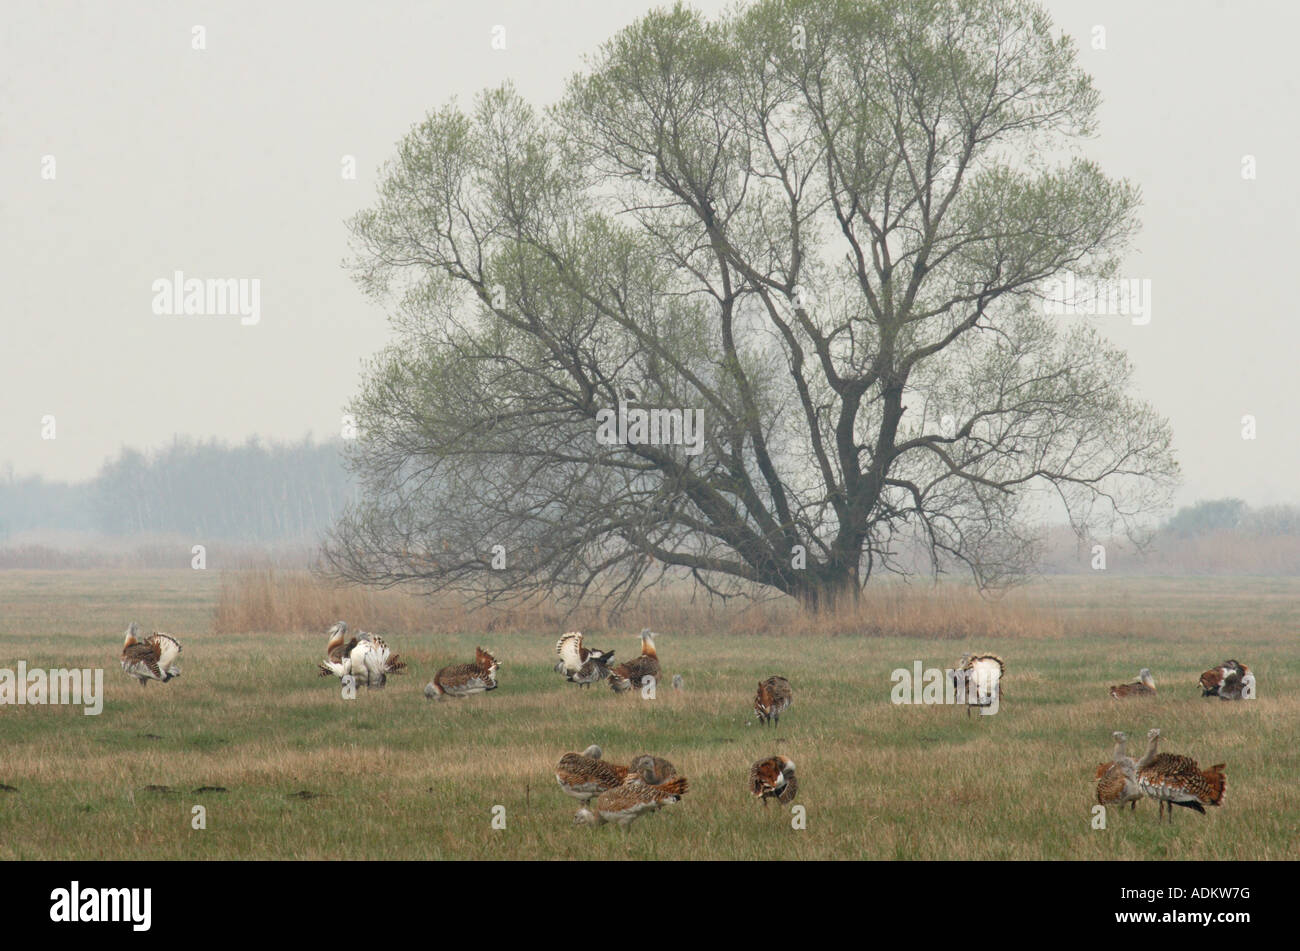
608;629;660;694
749;755;798;806
1109;669;1156;699
425;647;499;698
754;676;793;726
1135;728;1227;821
555;745;630;802
573;774;689;828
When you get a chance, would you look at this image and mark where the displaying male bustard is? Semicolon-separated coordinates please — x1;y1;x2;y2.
321;621;357;669
608;629;660;694
573;774;689;828
1135;728;1227;821
1094;731;1143;812
1109;669;1156;699
952;653;1004;715
1199;660;1255;701
554;632;615;687
318;621;406;688
120;623;182;686
754;676;793;726
749;755;797;806
425;647;500;698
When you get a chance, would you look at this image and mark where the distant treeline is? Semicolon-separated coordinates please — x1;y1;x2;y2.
1035;497;1300;577
0;437;356;542
4;450;1300;577
1160;498;1300;538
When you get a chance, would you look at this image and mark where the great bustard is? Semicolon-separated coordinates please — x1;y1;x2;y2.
1200;660;1255;701
573;774;689;828
1109;669;1156;699
320;621;357;670
554;632;615;687
1135;728;1227;821
754;676;793;727
425;647;500;698
952;653;1004;715
1218;669;1256;701
318;622;405;688
1094;731;1142;812
120;623;182;686
749;755;797;806
608;629;660;694
555;745;629;802
629;754;678;785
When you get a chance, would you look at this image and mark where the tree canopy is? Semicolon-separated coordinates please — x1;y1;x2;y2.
325;0;1178;610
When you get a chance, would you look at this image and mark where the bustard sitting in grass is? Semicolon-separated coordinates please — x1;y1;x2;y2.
1109;669;1156;699
629;754;677;785
425;647;499;698
1200;660;1255;701
1217;668;1256;701
573;774;689;829
555;745;629;802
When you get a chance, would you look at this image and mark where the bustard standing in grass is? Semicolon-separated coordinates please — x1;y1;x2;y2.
952;653;1004;715
120;623;182;686
319;621;357;673
318;623;405;688
1109;669;1156;699
608;629;660;694
554;632;615;687
754;676;793;726
1135;728;1227;821
1094;731;1143;812
749;755;797;806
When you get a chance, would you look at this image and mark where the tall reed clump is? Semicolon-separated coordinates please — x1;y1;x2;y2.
214;569;1060;639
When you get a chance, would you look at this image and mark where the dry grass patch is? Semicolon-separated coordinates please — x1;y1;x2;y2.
0;570;1297;859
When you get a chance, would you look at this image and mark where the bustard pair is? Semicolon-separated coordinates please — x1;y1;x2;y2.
1095;729;1226;821
556;745;686;828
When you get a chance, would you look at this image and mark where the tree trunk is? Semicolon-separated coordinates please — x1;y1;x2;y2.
793;566;861;613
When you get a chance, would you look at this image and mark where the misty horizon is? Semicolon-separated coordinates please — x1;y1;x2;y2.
3;0;1300;512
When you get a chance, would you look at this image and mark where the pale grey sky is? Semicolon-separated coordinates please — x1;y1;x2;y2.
2;0;1297;509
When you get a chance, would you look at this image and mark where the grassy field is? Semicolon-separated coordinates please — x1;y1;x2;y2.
1;570;1297;860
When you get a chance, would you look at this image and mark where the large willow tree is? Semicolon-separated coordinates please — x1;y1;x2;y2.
325;0;1177;610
